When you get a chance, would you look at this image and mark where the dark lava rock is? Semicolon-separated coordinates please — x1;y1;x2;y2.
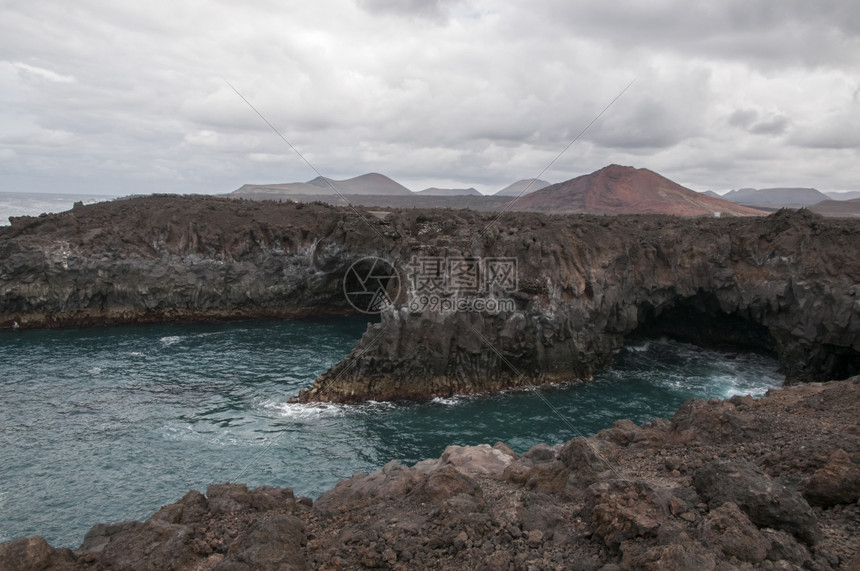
799;449;860;507
693;460;821;545
3;198;859;402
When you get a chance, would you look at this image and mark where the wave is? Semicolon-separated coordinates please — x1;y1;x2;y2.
430;395;466;406
159;336;182;347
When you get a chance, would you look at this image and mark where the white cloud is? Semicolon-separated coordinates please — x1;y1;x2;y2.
0;0;858;196
10;62;76;83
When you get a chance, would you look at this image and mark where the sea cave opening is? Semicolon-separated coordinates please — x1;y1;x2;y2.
629;291;778;357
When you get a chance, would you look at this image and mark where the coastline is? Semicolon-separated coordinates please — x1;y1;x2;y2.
2;196;859;403
3;377;858;569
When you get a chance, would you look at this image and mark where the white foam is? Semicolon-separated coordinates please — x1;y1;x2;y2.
430;396;463;406
274;402;347;419
364;400;397;411
159;336;182;347
625;341;652;353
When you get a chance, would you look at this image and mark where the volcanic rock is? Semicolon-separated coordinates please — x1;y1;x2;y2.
693;460;821;545
799;448;860;507
2;196;859;403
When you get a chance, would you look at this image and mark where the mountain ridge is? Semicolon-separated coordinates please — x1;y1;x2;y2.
495;179;551;196
721;187;829;208
233;172;412;196
416;187;482;196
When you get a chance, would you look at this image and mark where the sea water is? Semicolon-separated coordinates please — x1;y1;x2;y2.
0;317;783;547
0;192;117;225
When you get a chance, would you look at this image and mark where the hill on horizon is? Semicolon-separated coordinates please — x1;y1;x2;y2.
232;173;412;197
495;179;551;197
809;198;860;218
416;187;482;196
825;191;860;201
511;165;765;217
721;187;829;208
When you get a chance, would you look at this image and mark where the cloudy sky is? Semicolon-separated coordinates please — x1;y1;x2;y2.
1;0;859;196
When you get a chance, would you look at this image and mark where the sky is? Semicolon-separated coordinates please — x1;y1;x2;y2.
1;0;859;196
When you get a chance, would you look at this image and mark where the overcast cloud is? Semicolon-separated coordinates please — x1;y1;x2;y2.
1;0;858;196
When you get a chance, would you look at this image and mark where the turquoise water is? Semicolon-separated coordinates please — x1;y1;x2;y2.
0;318;783;547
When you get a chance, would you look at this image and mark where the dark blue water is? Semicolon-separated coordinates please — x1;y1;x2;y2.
0;318;782;547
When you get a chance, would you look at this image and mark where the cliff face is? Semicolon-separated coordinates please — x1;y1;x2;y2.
0;196;386;326
300;208;860;402
2;196;859;400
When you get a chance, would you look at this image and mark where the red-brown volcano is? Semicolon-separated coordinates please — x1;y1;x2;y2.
512;164;765;216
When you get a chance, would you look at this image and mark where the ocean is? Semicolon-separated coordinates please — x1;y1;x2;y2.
0;192;118;226
0;317;783;547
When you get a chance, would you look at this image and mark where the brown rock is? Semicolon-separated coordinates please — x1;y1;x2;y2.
584;480;671;547
693;460;821;545
430;444;515;479
207;483;253;516
0;536;73;571
420;465;483;503
215;514;306;570
700;501;769;563
799;449;860;507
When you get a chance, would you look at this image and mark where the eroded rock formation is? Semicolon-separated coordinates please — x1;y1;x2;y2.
3;377;859;570
2;196;859;402
299;208;860;402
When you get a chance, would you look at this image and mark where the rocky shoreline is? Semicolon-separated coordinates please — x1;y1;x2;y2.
2;377;858;570
2;196;859;403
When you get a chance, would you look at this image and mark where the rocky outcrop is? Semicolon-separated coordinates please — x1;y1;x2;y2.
2;196;859;402
3;377;859;570
0;196;390;327
299;208;860;402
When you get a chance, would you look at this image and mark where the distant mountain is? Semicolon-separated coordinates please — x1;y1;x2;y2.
721;187;829;208
700;190;723;199
495;179;551;197
511;165;765;217
825;191;860;201
809;198;860;218
416;187;482;196
233;173;412;196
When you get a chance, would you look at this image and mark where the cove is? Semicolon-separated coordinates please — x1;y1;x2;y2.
0;317;781;548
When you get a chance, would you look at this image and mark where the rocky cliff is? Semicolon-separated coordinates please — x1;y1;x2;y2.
299;208;859;402
2;196;859;402
3;378;859;570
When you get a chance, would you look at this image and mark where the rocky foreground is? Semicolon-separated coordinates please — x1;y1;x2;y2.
3;378;859;570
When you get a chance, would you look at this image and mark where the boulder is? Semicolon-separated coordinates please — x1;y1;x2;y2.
799;449;860;507
699;501;769;563
416;443;514;479
0;536;73;571
693;460;821;545
584;480;672;547
214;514;306;571
313;461;422;515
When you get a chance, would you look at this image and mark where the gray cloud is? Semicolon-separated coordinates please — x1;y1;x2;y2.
1;0;858;197
356;0;461;21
